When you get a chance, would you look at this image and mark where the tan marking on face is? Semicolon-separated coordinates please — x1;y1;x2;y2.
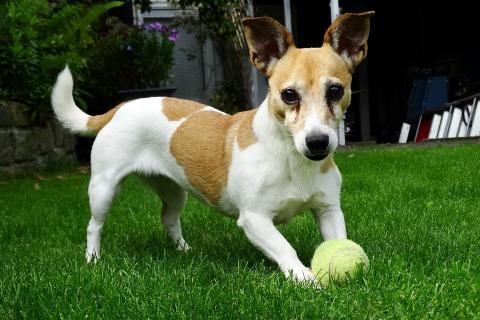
170;109;258;204
268;46;353;133
320;155;336;173
268;95;286;121
87;103;124;133
287;101;308;135
163;97;205;121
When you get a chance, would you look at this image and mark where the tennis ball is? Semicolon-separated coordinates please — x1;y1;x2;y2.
311;239;369;287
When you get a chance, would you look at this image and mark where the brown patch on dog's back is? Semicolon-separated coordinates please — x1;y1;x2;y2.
320;155;336;173
87;103;124;133
163;97;205;121
235;109;258;149
170;109;258;205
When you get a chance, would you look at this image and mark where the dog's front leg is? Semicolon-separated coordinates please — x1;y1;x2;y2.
237;211;315;282
312;205;347;240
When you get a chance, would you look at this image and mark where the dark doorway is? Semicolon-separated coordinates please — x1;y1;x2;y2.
291;0;480;143
343;0;480;142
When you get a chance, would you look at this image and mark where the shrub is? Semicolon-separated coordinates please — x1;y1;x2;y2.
87;18;178;101
0;0;122;123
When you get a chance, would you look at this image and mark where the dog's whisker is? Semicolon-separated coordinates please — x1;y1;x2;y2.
351;89;368;95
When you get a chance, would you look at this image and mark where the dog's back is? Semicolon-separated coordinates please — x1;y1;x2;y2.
51;69;257;208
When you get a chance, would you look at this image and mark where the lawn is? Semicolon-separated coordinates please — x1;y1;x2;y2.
1;144;479;319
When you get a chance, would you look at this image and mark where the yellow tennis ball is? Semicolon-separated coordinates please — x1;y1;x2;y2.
311;239;369;287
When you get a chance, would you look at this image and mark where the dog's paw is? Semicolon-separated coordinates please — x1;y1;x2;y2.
86;250;100;263
175;241;191;252
286;267;317;285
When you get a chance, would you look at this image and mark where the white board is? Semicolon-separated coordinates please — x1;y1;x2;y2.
458;104;472;137
470;102;480;136
428;114;442;139
399;123;410;143
437;110;451;138
447;108;462;138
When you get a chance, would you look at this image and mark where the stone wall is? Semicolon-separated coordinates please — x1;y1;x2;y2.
0;101;77;176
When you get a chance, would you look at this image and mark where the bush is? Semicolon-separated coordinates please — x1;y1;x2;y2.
87;18;178;101
0;0;122;123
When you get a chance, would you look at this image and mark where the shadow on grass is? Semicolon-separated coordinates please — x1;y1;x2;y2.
117;225;280;274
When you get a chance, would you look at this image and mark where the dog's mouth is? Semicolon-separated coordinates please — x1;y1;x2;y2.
305;152;329;161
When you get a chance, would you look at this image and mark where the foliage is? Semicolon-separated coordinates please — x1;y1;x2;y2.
0;0;123;122
87;18;178;101
211;79;248;115
171;0;251;113
172;0;244;42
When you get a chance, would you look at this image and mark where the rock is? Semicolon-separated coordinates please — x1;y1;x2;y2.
37;123;55;154
0;101;32;127
0;129;13;165
0;165;17;177
63;133;76;152
12;128;39;161
0;103;13;127
52;120;66;147
0;102;78;176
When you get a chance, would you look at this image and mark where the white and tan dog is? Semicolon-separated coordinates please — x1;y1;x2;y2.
51;12;373;282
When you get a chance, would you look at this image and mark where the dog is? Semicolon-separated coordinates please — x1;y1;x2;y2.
51;12;374;283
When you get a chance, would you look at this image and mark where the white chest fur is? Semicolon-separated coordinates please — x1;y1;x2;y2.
224;103;342;222
271;193;322;224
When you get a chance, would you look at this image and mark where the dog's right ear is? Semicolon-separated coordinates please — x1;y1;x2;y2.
323;11;375;71
242;17;294;77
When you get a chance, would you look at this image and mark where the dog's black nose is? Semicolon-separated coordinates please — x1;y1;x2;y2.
305;134;329;154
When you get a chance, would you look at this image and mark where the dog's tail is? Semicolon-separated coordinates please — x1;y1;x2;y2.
51;66;120;135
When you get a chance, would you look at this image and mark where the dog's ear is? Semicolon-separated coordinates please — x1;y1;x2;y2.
323;11;374;71
242;17;294;76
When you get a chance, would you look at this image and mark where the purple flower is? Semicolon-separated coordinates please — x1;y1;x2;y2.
143;22;164;31
160;24;169;32
168;34;179;42
143;21;179;41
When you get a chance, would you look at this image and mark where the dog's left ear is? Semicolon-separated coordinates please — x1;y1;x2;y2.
324;11;375;71
242;17;294;77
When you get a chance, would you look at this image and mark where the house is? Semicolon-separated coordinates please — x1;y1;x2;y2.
134;0;480;143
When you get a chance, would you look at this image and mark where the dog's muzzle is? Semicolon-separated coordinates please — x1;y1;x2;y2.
305;133;330;161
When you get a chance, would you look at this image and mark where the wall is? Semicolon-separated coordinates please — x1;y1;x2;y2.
142;1;224;104
0;102;76;176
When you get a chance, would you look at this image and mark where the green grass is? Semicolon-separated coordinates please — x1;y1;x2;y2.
1;144;479;319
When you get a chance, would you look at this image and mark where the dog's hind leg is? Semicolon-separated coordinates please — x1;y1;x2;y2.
144;176;190;251
86;170;123;262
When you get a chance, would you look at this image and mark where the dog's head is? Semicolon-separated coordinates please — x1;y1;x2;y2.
243;12;374;161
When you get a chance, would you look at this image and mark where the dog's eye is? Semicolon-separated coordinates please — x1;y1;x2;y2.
280;88;300;105
326;84;344;102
